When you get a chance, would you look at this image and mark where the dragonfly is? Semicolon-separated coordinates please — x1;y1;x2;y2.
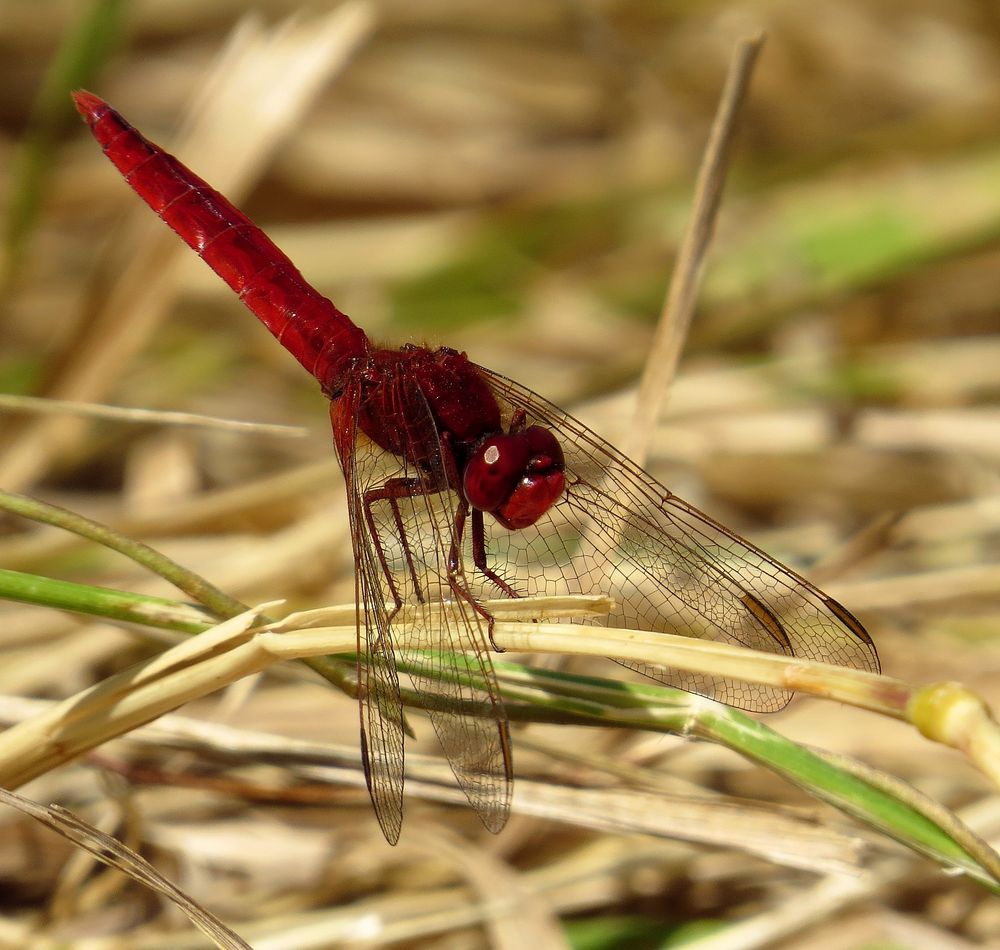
73;90;879;844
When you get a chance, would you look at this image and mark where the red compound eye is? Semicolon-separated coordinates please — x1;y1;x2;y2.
463;426;564;529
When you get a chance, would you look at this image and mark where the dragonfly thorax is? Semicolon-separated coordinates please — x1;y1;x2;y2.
350;346;566;528
354;345;503;467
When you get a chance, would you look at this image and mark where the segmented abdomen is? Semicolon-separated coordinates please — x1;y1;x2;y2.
73;91;367;392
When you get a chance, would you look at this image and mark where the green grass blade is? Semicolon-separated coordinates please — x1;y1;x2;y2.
0;567;213;633
3;0;127;285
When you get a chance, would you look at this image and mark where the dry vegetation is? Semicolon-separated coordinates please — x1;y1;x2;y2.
2;1;1000;947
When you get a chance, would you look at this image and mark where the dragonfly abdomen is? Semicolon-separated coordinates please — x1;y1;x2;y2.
73;91;368;393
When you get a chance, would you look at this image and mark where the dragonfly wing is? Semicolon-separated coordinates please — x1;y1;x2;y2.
344;368;513;834
476;368;879;712
331;381;406;844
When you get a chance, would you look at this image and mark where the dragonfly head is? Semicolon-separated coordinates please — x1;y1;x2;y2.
463;425;565;530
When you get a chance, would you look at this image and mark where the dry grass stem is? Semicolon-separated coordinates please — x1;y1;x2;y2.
0;392;308;438
4;592;988;801
558;36;766;679
0;787;252;950
0;696;870;877
625;33;764;466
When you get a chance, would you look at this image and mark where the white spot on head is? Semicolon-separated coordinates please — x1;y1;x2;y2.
484;445;500;465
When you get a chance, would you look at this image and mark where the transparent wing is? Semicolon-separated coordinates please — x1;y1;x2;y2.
473;367;880;712
331;381;406;844
336;368;513;838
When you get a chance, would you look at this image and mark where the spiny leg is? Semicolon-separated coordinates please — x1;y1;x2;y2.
362;477;426;607
471;508;520;598
443;493;507;652
431;436;505;653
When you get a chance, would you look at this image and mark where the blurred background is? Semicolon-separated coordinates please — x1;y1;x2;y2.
1;0;1000;946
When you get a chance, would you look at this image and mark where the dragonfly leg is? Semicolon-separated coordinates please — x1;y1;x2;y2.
363;477;426;605
426;452;504;654
471;509;519;598
470;508;521;651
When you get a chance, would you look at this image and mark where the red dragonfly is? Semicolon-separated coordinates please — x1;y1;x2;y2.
74;91;879;844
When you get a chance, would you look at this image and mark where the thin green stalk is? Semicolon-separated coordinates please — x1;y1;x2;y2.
0;491;247;619
0;489;356;693
376;651;1000;889
0;568;213;634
